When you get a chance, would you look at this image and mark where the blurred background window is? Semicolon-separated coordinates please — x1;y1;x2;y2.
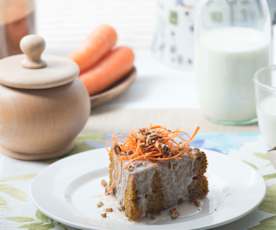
36;0;156;54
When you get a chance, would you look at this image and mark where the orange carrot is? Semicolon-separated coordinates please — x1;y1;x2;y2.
113;125;200;163
189;126;200;142
80;46;135;95
71;25;118;73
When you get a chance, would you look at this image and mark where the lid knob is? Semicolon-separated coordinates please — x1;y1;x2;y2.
20;34;47;69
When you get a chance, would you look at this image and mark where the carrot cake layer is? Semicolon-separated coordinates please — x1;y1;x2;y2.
108;125;208;221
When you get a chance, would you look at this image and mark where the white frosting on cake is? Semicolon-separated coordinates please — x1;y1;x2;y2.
113;154;197;218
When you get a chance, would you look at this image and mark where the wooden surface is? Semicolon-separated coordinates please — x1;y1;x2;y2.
0;54;78;89
90;68;137;108
20;34;47;69
0;34;79;90
0;79;90;160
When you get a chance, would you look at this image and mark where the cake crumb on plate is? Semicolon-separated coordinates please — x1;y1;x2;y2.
97;201;104;208
101;179;107;188
105;208;113;212
118;206;125;212
169;208;179;219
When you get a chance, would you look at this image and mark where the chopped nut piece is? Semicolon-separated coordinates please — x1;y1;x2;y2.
114;144;121;155
105;208;113;212
127;150;133;155
161;143;170;156
118;206;125;212
97;201;104;208
128;165;135;172
101;212;107;218
146;133;160;145
101;179;107;188
169;208;179;220
105;186;114;196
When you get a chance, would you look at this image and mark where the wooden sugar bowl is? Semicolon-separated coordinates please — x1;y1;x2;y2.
0;35;90;160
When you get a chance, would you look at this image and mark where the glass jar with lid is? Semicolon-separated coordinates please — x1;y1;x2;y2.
0;0;35;58
195;0;272;125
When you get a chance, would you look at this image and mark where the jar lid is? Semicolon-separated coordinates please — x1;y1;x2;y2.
0;35;79;89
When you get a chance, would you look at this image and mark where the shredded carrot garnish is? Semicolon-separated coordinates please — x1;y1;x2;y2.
111;125;200;163
189;126;200;142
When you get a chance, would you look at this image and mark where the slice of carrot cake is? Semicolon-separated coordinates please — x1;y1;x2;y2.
108;125;208;221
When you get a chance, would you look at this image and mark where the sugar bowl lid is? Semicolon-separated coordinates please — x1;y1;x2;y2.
0;35;79;89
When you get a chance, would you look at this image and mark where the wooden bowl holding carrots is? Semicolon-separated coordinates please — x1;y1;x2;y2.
70;25;136;108
89;68;136;108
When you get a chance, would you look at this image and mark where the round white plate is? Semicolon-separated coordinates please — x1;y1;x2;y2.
31;149;266;230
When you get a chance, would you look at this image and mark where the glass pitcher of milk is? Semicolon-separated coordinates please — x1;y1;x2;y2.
195;0;272;125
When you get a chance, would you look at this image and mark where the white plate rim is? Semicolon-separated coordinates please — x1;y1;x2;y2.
30;148;266;230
